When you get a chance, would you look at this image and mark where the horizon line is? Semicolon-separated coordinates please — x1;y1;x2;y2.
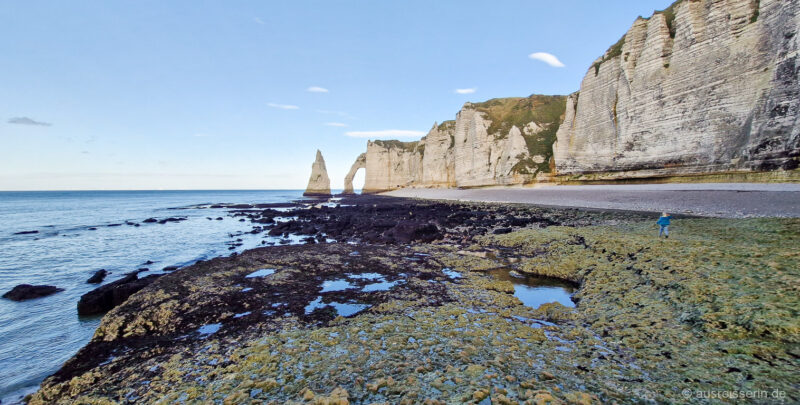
0;188;349;192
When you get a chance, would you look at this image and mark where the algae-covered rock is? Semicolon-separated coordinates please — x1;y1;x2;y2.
29;201;800;404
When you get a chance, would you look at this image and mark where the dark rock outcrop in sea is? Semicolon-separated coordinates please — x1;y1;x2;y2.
86;269;108;284
77;274;163;315
2;284;64;301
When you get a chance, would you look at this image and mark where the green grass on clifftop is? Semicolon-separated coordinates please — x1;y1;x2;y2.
474;95;567;176
372;139;424;155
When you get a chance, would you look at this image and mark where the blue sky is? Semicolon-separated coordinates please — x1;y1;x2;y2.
1;0;673;191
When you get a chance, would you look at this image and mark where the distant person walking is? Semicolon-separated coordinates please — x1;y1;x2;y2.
657;212;672;238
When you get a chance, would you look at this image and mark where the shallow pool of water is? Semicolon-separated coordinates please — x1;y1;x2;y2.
304;297;370;316
488;269;577;309
245;268;275;278
321;279;355;292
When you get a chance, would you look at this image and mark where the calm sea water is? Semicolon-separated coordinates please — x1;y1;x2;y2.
0;190;307;402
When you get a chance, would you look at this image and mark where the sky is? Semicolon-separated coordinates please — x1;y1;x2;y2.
0;0;674;191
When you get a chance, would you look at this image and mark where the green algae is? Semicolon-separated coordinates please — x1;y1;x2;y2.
30;216;800;404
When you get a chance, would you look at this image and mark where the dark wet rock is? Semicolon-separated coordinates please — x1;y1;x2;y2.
162;266;179;271
87;269;108;284
215;217;223;221
142;218;158;223
142;260;155;265
87;227;98;231
2;284;64;301
158;217;186;224
388;221;441;243
13;230;39;235
240;195;641;246
77;274;163;315
123;268;150;276
493;227;513;235
107;223;122;227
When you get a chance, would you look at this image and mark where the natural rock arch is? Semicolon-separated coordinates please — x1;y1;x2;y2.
343;153;367;194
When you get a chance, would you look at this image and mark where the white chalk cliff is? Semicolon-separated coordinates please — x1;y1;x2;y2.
303;150;332;196
554;0;800;179
358;96;566;193
335;0;798;191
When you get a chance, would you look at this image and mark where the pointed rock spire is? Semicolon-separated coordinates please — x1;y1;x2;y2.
303;150;332;197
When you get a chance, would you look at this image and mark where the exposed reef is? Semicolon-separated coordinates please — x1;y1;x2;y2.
77;273;164;316
29;196;799;403
2;284;64;301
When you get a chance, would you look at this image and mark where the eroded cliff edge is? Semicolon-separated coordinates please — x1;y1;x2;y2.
361;95;567;193
554;0;800;180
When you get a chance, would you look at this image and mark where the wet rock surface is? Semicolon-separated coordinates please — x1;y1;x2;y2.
86;269;108;284
29;196;800;404
2;284;64;301
77;274;163;316
235;194;647;246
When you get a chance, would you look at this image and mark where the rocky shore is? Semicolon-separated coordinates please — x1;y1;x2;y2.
29;196;799;404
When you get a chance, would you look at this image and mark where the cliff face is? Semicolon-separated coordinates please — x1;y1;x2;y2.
554;0;800;179
361;95;566;192
303;150;332;196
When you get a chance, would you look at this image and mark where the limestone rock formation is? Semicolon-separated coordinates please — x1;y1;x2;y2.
554;0;800;180
361;96;566;192
303;150;332;197
343;153;367;194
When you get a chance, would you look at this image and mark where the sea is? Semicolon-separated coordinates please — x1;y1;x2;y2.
0;190;311;403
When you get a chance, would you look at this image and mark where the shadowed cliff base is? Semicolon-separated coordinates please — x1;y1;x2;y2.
28;196;799;403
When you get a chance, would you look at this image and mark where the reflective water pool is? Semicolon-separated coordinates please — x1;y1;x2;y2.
488;269;577;309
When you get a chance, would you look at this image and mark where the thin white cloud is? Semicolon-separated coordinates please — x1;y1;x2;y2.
8;117;51;126
316;109;355;119
325;122;348;127
268;103;299;110
528;52;566;68
455;88;476;94
345;129;426;139
253;17;265;25
307;86;329;93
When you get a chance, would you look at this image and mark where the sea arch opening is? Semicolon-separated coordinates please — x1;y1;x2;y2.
343;153;367;194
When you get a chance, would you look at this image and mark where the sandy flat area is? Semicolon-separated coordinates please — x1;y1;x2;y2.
381;183;800;218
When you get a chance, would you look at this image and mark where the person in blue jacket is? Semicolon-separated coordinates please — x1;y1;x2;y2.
657;212;672;238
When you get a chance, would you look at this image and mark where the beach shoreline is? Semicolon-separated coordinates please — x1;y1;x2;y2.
380;183;800;218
